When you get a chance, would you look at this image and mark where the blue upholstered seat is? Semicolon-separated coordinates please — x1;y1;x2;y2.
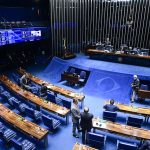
42;115;61;130
3;129;16;142
0;86;4;93
7;97;16;106
47;93;56;103
0;91;11;99
62;99;71;109
11;138;36;150
88;132;106;149
117;140;138;150
25;107;42;121
19;103;29;113
24;107;42;120
8;97;19;106
69;68;75;74
78;71;86;86
103;111;117;122
140;84;148;90
11;98;21;109
12;73;21;86
0;122;5;130
0;125;6;137
126;116;143;128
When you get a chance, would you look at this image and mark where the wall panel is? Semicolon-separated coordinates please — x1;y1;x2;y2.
49;0;150;56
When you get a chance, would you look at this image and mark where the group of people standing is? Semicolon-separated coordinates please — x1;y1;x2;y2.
20;72;149;149
71;99;93;144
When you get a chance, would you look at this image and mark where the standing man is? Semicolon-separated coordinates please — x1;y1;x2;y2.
131;75;140;102
80;106;93;144
71;99;81;138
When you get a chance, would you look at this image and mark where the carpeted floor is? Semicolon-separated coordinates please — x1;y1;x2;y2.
0;54;150;150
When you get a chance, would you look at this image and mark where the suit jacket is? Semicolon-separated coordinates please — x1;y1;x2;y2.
80;112;93;130
103;104;119;112
71;104;80;123
40;86;47;97
132;79;140;91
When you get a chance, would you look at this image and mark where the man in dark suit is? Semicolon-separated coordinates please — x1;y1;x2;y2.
103;99;119;112
39;82;48;99
71;99;81;138
80;107;93;144
138;140;150;150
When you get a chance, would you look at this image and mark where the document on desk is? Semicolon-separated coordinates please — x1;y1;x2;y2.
56;109;65;114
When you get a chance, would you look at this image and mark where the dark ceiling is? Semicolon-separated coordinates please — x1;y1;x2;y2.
0;0;49;7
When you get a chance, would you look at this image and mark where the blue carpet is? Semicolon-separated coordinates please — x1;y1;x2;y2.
0;54;150;150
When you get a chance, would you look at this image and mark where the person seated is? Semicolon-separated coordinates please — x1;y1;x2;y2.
20;73;36;92
39;82;48;99
96;41;104;50
103;99;119;112
105;37;111;46
96;41;102;46
138;140;150;150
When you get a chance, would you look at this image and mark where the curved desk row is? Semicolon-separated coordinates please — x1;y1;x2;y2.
93;118;150;141
17;68;85;108
0;75;70;124
0;103;49;147
105;100;150;123
87;49;150;67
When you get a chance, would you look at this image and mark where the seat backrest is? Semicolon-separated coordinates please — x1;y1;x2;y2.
3;129;16;141
0;86;4;93
22;139;36;150
140;84;148;90
103;111;117;122
12;73;21;86
11;138;22;149
47;93;56;103
88;132;106;148
11;98;21;109
8;97;17;106
117;140;138;150
0;122;4;129
69;68;75;74
42;115;53;127
127;116;143;128
25;107;35;117
80;71;86;79
62;100;71;109
1;91;11;99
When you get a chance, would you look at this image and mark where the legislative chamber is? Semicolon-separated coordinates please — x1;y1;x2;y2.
0;0;149;150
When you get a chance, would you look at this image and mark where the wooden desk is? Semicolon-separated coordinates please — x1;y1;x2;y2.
0;103;49;146
138;89;150;99
93;118;150;141
64;53;76;60
87;49;150;67
61;73;79;85
105;100;150;123
0;75;70;124
87;49;150;60
73;142;98;150
17;68;85;108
